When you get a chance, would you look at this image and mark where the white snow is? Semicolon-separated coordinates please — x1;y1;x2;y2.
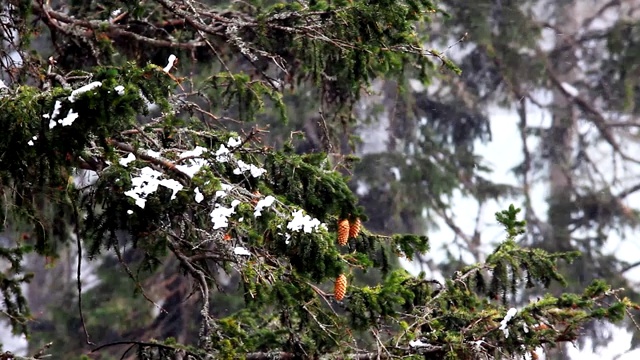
163;54;177;73
180;146;208;158
356;180;370;196
158;178;183;200
119;153;136;167
215;144;231;162
50;100;62;120
234;247;251;256
58;109;79;126
146;150;161;158
409;339;430;348
68;81;102;103
215;190;227;200
175;146;210;178
227;137;242;147
561;82;579;97
194;187;204;203
233;160;266;177
390;166;401;181
72;169;99;188
499;307;518;338
210;200;240;229
124;166;184;208
286;210;327;233
254;195;276;217
176;159;208;178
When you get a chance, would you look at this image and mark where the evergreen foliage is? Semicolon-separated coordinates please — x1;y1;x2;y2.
0;0;638;359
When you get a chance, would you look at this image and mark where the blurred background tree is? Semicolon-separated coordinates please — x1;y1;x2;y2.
350;0;640;358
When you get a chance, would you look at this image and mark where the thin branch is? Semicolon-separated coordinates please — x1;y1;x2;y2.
113;244;168;315
106;138;191;184
91;340;202;359
72;199;94;345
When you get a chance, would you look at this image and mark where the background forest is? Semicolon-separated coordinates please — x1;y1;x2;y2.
2;0;640;359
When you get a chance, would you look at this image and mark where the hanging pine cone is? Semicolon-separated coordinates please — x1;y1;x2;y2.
337;219;350;246
349;218;361;239
334;274;347;301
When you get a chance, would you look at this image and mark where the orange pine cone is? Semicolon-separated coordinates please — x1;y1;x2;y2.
337;219;350;246
349;218;361;239
334;274;347;301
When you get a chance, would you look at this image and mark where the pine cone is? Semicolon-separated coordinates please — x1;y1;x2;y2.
349;218;361;239
337;219;349;246
334;274;347;301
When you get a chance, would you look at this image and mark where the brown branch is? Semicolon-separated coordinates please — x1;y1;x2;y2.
1;342;53;359
28;0;207;50
113;244;168;315
155;0;237;36
106;138;190;184
91;340;202;359
72;199;94;346
166;235;219;350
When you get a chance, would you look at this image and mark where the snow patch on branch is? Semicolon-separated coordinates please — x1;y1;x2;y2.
560;82;579;97
59;109;79;126
46;81;104;129
194;187;204;203
119;153;136;167
180;146;208;158
69;81;102;103
124;167;184;208
287;210;327;233
234;160;266;178
234;246;251;256
163;54;177;73
50;100;63;121
215;144;232;163
114;85;125;95
210;199;240;229
254;195;276;217
227;137;242;148
409;339;430;348
499;307;518;338
176;146;209;178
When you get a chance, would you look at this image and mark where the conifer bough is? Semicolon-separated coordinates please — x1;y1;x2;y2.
0;1;637;360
